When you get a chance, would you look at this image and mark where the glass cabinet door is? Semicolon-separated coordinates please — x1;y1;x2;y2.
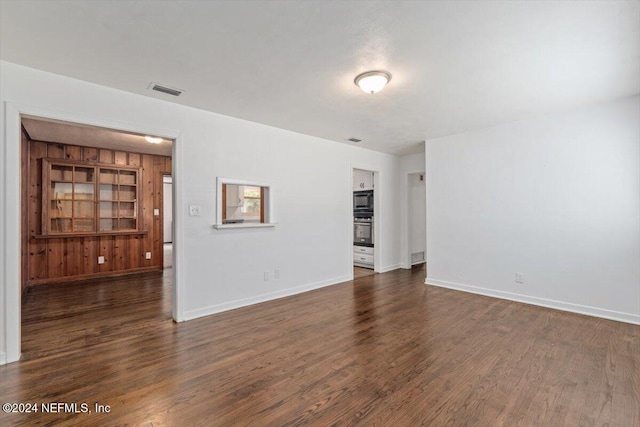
98;167;138;231
48;164;96;233
44;160;140;235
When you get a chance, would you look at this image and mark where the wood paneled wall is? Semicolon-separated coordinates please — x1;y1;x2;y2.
21;130;171;290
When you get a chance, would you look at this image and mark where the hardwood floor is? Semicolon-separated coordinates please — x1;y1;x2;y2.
1;268;638;426
353;266;377;279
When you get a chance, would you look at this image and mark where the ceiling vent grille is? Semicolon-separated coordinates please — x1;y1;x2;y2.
348;137;362;143
149;82;183;97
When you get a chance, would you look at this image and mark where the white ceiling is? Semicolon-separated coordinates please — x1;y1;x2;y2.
1;1;639;156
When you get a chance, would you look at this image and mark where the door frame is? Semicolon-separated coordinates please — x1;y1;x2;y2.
399;168;426;269
2;101;185;364
350;165;380;276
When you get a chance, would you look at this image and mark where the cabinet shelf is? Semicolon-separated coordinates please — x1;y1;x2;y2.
43;159;141;235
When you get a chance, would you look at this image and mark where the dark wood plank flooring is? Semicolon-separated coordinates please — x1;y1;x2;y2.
353;266;377;279
1;267;638;426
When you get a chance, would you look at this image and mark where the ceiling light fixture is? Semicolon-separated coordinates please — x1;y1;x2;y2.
145;136;163;144
354;70;392;94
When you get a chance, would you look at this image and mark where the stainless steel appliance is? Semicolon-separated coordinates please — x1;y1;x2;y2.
354;215;374;247
353;190;374;213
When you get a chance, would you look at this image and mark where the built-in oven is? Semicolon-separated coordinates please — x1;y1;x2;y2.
354;214;374;247
354;190;373;213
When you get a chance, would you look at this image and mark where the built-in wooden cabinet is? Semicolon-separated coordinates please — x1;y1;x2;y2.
43;159;140;235
98;167;138;232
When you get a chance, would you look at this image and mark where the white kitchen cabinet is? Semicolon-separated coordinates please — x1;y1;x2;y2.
353;169;374;191
225;184;244;207
353;245;374;268
353;245;373;255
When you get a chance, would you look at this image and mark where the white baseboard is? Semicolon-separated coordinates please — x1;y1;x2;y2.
379;264;401;273
425;278;640;325
184;275;352;321
0;352;6;365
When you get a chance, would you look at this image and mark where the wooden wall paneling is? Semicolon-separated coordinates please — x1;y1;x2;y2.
99;149;114;164
21;130;29;291
47;143;65;159
23;137;169;287
113;235;126;271
83;236;98;275
130;235;142;269
47;238;65;278
164;156;172;174
128;152;141;167
154;171;163;268
114;151;127;165
65;145;82;161
28;141;48;283
83;147;99;162
65;238;82;277
98;236;113;273
152;157;163;268
141;155;155;267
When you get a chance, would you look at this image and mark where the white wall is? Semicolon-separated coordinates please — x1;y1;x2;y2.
426;96;640;324
0;61;401;363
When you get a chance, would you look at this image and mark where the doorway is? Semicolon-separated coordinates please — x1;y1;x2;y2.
352;167;378;278
18;116;176;360
407;172;426;266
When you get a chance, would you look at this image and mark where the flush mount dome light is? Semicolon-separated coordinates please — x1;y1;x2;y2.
145;136;163;144
354;70;392;94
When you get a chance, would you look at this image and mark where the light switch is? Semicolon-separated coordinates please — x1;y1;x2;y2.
153;208;160;216
189;205;201;216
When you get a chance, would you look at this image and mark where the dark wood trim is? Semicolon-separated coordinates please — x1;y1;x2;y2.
260;186;265;223
21;123;32;141
40;157;143;170
222;183;227;221
33;230;148;239
26;266;162;287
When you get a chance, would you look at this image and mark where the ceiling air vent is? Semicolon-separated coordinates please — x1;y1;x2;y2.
348;137;362;143
149;82;183;97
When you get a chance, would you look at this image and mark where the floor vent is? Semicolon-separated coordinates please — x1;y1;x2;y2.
149;82;183;97
411;251;425;265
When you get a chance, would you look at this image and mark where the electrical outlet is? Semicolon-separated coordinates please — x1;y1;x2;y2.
189;205;201;216
274;269;280;279
515;273;524;283
145;252;152;260
264;272;269;281
153;208;160;216
98;256;105;265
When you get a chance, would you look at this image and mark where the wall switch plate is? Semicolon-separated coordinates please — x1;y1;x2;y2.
98;256;105;264
264;272;269;281
189;205;201;216
153;208;160;216
274;269;280;279
515;273;524;283
145;252;152;260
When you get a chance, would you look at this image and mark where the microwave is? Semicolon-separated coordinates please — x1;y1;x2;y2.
354;190;373;212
